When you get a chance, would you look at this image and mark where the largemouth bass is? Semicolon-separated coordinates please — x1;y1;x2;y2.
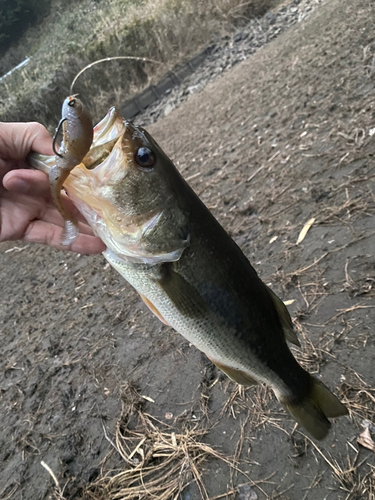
30;107;347;440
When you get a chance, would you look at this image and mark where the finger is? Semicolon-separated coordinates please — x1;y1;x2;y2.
4;169;95;229
40;207;99;236
40;196;99;232
3;169;51;197
26;122;54;156
23;219;106;254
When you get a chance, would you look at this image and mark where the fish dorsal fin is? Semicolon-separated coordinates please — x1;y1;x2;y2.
207;357;258;386
266;285;300;347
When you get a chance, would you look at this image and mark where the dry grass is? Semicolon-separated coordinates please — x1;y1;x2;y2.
339;373;375;425
298;434;375;500
220;383;278;432
81;382;247;500
75;381;288;500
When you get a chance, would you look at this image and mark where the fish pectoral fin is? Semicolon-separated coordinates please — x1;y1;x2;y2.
266;285;300;347
208;357;258;386
139;293;169;326
157;264;208;319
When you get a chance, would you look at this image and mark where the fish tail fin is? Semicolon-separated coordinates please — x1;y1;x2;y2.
281;377;348;440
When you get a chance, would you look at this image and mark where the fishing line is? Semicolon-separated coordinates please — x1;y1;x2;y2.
70;56;162;95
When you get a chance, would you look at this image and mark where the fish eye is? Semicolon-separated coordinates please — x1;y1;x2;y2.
68;98;76;107
135;147;156;170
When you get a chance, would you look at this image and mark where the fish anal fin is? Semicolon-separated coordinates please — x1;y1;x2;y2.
208;357;258;386
139;293;169;326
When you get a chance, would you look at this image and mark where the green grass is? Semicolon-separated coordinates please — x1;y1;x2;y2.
0;0;281;129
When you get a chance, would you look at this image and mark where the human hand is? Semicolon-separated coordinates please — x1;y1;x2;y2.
0;122;106;254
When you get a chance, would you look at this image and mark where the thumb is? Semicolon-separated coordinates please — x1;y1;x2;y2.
0;122;54;160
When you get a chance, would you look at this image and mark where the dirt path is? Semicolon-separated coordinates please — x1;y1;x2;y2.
1;0;375;498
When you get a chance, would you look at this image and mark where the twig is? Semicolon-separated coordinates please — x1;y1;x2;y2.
102;420;137;465
324;304;375;325
40;461;60;489
247;165;264;182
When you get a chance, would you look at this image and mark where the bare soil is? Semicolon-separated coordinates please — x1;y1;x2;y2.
1;0;375;498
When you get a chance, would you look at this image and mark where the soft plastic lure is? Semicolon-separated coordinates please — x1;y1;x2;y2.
50;95;93;244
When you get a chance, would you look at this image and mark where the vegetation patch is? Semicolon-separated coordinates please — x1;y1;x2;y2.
0;0;281;129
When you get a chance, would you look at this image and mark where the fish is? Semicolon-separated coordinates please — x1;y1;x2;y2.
50;95;93;244
29;107;347;440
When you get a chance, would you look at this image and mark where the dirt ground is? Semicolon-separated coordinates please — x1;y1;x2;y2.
1;0;375;498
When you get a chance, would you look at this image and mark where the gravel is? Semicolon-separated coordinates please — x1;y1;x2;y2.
135;0;325;127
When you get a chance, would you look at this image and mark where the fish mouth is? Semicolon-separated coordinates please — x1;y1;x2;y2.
93;106;126;144
27;107;125;175
29;107;187;265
